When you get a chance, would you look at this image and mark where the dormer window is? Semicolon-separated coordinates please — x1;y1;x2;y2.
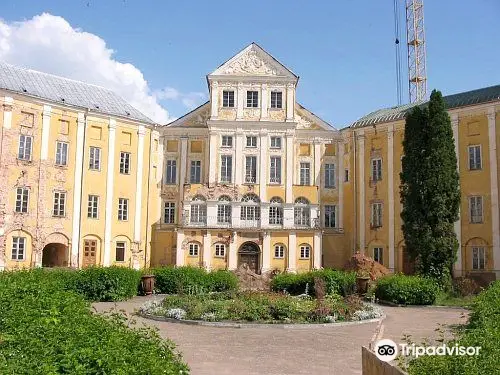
271;91;282;109
246;91;259;108
223;91;235;108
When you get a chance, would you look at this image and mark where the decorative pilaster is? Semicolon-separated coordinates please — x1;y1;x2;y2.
134;126;146;244
210;81;219;119
235;131;243;185
338;141;344;229
2;97;13;128
487;109;500;277
206;201;217;227
176;230;185;266
313;231;322;269
228;231;238;270
259;131;268;201
451;114;462;276
208;132;217;185
262;231;271;272
357;132;365;253
286;83;294;121
41;105;51;160
203;231;212;270
387;125;395;272
103;119;117;267
314;142;321;187
179;136;188;205
287;231;297;272
236;83;244;120
261;84;268;119
285;133;294;203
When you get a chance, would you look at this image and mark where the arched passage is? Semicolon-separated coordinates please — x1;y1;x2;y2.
238;241;260;273
42;243;68;267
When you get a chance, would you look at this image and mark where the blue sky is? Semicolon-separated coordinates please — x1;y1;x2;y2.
1;0;499;126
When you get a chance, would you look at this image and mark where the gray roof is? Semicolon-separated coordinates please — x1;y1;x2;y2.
351;84;500;128
0;61;155;125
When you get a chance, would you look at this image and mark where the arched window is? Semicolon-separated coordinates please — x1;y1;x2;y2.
274;243;286;259
294;197;310;226
299;243;311;259
240;194;260;221
269;196;283;225
217;195;232;224
190;195;206;224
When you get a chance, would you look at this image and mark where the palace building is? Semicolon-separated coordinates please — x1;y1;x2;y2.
1;43;499;279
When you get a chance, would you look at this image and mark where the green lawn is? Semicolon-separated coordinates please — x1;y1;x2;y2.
434;291;475;307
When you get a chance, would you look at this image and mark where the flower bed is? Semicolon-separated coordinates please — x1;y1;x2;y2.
139;292;383;324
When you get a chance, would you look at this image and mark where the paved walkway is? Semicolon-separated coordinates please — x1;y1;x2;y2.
93;297;467;375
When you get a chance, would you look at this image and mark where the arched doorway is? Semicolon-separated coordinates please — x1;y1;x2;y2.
42;243;68;267
238;242;260;273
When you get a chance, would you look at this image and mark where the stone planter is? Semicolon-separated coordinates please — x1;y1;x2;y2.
141;274;156;295
356;276;370;295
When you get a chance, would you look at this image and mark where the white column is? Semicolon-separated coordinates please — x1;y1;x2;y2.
70;112;86;268
487;109;500;277
209;132;217;185
176;230;185;266
103;119;117;267
261;203;269;228
210;81;219;119
338;142;344;228
203;231;212;270
259;132;268;201
451;114;463;276
285;134;294;203
286;83;294;121
236;83;244;120
313;231;322;269
2;97;13;128
179;136;188;203
314;142;321;187
235;131;243;185
228;231;238;270
206;202;217;227
134;125;146;244
261;84;268;119
387;125;395;272
262;231;271;272
287;231;297;272
357;132;365;253
283;205;294;228
232;204;241;228
40;105;51;160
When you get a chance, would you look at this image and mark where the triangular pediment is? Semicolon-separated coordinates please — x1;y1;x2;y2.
295;104;336;132
210;43;297;78
166;102;210;128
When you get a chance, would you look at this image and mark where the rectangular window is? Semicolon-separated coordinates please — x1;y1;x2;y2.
116;242;126;262
87;195;99;219
119;152;130;174
217;203;231;224
55;141;69;166
18;135;33;160
215;244;226;257
220;155;232;183
245;156;257;183
324;205;336;228
12;237;26;261
189;243;199;256
371;202;383;228
374;247;383;265
270;156;282;184
468;145;482;170
246;136;257;148
274;244;285;258
472;246;485;270
190;203;207;224
345;169;349;182
300;245;310;259
300;162;311;185
325;163;336;188
89;147;101;170
246;91;259;108
53;191;66;217
222;91;235;108
221;135;233;148
270;136;282;149
372;158;382;181
190;160;201;183
118;198;129;221
15;187;29;213
270;91;283;109
469;196;483;223
164;202;175;224
165;160;177;184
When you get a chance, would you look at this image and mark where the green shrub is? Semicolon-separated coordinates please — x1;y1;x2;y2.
375;274;439;305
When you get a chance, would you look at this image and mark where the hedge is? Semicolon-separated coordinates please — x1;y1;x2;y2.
151;266;238;294
0;270;188;374
270;269;356;296
375;274;439;305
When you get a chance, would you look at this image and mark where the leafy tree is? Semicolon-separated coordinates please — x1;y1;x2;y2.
400;90;460;284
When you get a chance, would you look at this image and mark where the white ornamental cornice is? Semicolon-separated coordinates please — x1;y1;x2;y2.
220;49;286;76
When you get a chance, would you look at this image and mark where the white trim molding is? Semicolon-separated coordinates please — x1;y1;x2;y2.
176;230;185;266
287;231;297;272
357;131;365;253
40;105;51;160
103;118;117;267
487;108;499;277
451;113;462;276
2;96;13;128
134;125;146;244
387;125;395;272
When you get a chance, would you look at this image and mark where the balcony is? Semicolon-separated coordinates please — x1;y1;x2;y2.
180;214;320;230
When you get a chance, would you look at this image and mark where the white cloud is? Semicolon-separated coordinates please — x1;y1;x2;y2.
0;13;205;123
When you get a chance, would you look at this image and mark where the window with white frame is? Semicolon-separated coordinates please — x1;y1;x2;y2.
53;191;66;217
240;194;260;221
468;145;482;170
270;156;281;184
372;158;382;181
246;91;258;107
469;196;483;223
270;136;282;149
220;155;232;183
18;135;33;161
221;135;233;148
325;163;335;188
120;152;130;174
222;91;235;108
246;136;257;148
116;241;126;262
270;91;283;109
118;198;129;221
294;197;310;226
300;244;311;259
217;196;231;224
55;141;68;166
165;160;177;184
88;195;99;219
164;202;175;224
299;162;311;185
89;146;101;170
12;236;26;261
371;202;383;227
269;196;283;225
324;205;336;228
190;160;201;183
245;156;257;183
215;244;226;257
274;244;285;258
188;243;199;256
472;246;485;270
15;187;29;213
373;247;383;264
190;195;207;224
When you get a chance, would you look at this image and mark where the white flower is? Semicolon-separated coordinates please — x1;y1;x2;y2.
166;308;187;320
